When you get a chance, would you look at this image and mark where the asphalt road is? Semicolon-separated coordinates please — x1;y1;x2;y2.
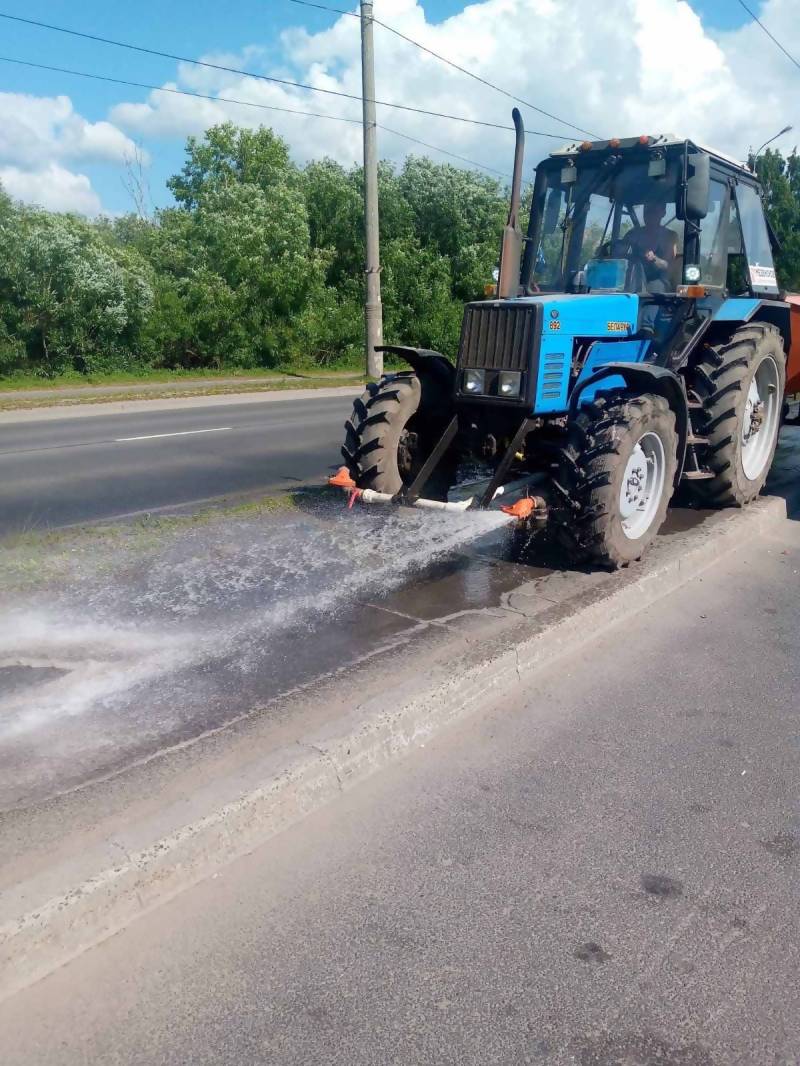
0;392;355;533
2;516;798;1064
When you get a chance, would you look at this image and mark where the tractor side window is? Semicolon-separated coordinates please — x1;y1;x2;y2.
698;180;729;288
735;182;779;293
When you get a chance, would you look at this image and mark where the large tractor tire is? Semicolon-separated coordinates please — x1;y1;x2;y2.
688;322;786;506
341;372;455;499
558;392;678;568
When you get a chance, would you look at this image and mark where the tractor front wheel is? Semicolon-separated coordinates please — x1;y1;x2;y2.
558;392;678;568
341;372;455;499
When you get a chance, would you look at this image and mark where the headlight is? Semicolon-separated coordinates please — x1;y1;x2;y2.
684;264;701;283
464;369;485;394
498;371;522;398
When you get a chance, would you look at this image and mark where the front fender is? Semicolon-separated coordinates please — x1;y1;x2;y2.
376;346;456;392
569;362;689;487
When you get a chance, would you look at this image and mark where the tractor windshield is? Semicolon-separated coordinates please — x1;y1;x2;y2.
529;156;684;295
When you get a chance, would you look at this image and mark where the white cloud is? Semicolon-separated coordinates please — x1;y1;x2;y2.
0;91;144;215
175;46;269;93
108;0;800;182
0;163;102;215
0;92;142;168
111;82;233;140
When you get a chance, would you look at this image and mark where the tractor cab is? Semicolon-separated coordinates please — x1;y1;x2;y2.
514;134;785;366
522;134;780;304
522;134;780;311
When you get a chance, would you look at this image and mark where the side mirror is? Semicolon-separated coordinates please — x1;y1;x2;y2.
678;150;710;221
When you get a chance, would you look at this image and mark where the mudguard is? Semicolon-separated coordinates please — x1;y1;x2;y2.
376;346;456;392
569;362;690;487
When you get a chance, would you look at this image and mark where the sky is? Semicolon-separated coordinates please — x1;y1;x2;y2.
0;0;797;216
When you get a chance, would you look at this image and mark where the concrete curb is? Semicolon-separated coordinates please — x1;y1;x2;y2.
0;496;788;1001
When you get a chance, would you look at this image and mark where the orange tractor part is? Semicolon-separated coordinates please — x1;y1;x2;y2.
328;466;356;489
786;294;800;394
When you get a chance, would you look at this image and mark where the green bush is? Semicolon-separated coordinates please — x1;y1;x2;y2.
0;206;153;377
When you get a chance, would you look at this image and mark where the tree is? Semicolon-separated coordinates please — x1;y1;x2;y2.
0;205;153;376
397;158;507;301
754;148;800;291
149;140;329;368
300;155;509;358
0;181;12;224
0;123;522;379
381;234;463;355
302;159;364;291
168;123;297;210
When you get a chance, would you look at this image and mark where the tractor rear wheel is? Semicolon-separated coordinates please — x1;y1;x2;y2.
557;392;678;568
341;372;455;499
687;322;786;506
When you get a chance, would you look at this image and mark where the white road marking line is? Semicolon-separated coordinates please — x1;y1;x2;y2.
115;427;232;442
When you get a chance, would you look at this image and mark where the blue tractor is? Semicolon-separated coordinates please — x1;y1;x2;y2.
335;110;791;567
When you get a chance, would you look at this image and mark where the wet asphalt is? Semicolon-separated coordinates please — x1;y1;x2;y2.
1;427;798;813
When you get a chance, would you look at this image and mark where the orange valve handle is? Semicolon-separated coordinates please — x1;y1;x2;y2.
501;497;536;520
329;466;356;489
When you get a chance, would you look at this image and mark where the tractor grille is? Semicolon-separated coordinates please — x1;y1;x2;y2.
457;301;538;372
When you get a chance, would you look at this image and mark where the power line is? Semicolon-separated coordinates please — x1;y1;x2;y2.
373;16;599;138
0;10;569;135
287;0;599;138
0;54;510;178
380;125;509;179
734;0;800;73
288;0;357;15
0;56;364;126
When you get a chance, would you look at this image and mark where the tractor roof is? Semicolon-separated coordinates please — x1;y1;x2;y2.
549;135;751;174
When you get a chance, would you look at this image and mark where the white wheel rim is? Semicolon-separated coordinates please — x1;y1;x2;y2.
741;354;780;481
619;431;666;540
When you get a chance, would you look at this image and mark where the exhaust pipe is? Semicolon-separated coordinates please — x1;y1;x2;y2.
496;107;525;299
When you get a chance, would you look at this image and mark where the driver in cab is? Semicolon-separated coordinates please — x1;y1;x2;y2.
626;200;678;293
624;199;679;341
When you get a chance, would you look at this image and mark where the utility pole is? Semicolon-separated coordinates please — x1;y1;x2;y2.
360;0;383;380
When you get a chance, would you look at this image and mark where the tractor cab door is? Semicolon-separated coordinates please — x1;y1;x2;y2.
734;181;780;296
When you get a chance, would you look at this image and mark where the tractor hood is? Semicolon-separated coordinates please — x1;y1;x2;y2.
455;294;643;412
523;292;640;338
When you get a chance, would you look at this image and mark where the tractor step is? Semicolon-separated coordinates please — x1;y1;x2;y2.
686;433;710;446
681;469;715;481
